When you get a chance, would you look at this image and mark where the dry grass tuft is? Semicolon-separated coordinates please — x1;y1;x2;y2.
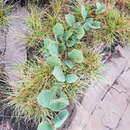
8;64;55;122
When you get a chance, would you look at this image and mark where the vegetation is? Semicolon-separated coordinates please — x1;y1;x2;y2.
0;0;10;25
2;0;129;130
9;1;104;129
9;64;54;123
97;5;130;44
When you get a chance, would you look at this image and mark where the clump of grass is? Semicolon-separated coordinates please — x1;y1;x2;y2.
8;63;55;122
25;5;45;47
63;81;80;101
0;0;10;25
114;0;130;5
93;5;130;45
128;1;130;9
8;62;83;123
25;0;68;47
104;6;130;43
81;47;102;76
0;65;10;107
61;47;102;101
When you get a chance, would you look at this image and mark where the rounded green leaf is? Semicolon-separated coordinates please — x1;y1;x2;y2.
65;14;75;26
72;22;85;39
49;94;69;112
37;121;56;130
66;74;79;83
51;83;62;92
44;39;59;57
81;5;87;20
83;18;101;30
53;23;64;39
83;18;93;30
64;31;73;41
68;49;84;63
37;90;53;108
42;50;50;57
52;66;65;82
96;2;106;14
58;43;66;53
46;56;61;66
66;40;76;47
89;20;101;29
37;89;69;112
72;22;81;30
76;27;85;39
54;109;69;128
64;60;75;69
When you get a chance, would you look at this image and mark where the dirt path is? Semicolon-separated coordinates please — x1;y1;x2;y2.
0;6;28;130
5;6;28;87
64;46;130;130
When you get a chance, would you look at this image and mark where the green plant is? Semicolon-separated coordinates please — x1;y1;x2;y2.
25;5;45;46
104;6;130;44
37;85;69;112
128;3;130;9
9;64;55;122
82;47;102;75
36;3;103;129
38;109;69;130
0;0;10;25
93;4;130;45
25;0;67;46
9;1;103;129
96;2;106;14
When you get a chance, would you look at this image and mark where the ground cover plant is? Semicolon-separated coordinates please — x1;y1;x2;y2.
95;4;130;45
0;0;10;25
4;0;130;130
8;1;104;129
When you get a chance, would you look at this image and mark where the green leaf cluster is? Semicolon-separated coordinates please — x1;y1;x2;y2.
37;85;69;112
96;2;106;14
38;109;69;130
37;2;105;130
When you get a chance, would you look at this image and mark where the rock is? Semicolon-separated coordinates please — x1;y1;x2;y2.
64;47;130;130
5;7;28;88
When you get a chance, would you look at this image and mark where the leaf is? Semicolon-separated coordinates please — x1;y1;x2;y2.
76;26;85;39
53;23;64;39
46;56;61;66
96;2;106;14
54;109;69;128
83;18;101;30
37;89;69;111
37;121;55;130
58;43;66;53
64;60;75;69
37;90;53;108
83;18;93;30
52;66;65;82
42;50;50;57
49;93;69;111
81;5;87;20
65;14;76;26
68;49;84;63
89;20;101;29
71;35;78;41
66;74;79;83
72;22;81;30
44;39;59;57
66;40;76;47
72;22;85;39
64;31;73;41
51;83;62;92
